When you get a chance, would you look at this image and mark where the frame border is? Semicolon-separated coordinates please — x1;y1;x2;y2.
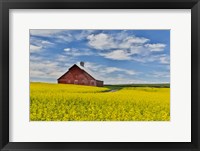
0;0;200;151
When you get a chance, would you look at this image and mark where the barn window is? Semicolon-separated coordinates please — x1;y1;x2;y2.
74;80;78;84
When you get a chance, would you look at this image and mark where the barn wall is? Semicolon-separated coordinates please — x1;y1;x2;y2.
58;66;104;87
96;80;104;87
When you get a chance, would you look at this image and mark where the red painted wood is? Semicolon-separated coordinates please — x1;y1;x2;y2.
58;65;104;87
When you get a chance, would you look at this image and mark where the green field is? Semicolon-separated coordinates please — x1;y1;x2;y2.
30;82;170;121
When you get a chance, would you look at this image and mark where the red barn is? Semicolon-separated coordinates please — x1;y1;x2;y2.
57;62;104;87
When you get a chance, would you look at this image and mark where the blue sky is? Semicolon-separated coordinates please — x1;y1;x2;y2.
30;30;170;84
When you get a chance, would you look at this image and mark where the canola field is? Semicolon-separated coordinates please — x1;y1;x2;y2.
30;82;170;121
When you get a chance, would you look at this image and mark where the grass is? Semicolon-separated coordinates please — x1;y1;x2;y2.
104;83;170;90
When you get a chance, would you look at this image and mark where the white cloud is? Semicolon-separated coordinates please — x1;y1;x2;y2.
30;37;55;53
87;33;149;51
31;29;96;44
56;34;73;42
125;36;149;44
30;56;168;84
143;54;169;64
84;62;137;77
149;71;170;78
63;48;94;57
30;45;42;53
125;70;137;75
64;48;71;52
86;32;168;63
159;55;170;64
104;67;123;73
130;45;147;55
87;33;115;50
103;67;137;75
30;61;63;78
80;62;145;84
30;56;69;81
82;62;103;72
131;54;170;65
74;30;95;40
119;36;149;49
55;54;71;62
30;30;169;64
100;50;132;60
145;43;166;52
30;30;170;83
30;29;74;43
41;40;54;45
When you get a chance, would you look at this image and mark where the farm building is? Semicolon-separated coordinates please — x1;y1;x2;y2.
57;62;104;87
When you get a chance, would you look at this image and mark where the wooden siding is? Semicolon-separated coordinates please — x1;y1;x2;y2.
57;65;104;87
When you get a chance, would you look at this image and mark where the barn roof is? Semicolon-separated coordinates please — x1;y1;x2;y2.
75;63;103;81
57;63;103;81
